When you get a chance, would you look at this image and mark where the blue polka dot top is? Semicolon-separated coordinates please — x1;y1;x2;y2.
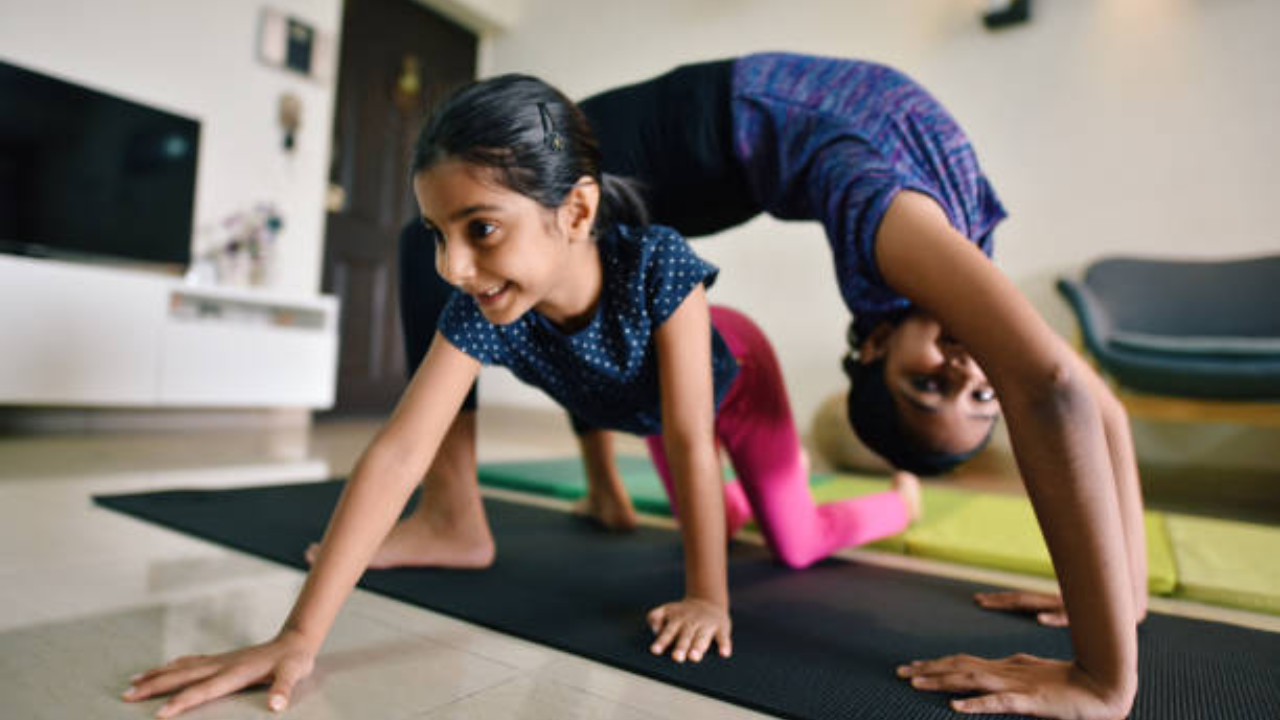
438;224;739;436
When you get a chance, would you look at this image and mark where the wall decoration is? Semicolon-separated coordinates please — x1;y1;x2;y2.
258;8;333;81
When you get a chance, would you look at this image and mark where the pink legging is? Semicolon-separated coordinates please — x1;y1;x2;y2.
645;306;909;569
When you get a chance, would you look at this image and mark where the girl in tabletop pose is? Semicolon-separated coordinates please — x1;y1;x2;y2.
122;73;922;719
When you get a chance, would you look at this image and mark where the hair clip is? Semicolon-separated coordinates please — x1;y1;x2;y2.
537;102;564;151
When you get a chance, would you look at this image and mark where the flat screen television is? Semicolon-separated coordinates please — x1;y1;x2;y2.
0;59;200;270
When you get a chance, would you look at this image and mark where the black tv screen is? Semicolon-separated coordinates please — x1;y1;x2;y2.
0;59;200;269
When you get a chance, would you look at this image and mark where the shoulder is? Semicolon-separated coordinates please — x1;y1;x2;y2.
608;222;689;257
617;224;710;284
439;289;481;325
604;221;682;246
599;224;720;323
598;223;690;271
438;291;496;341
439;290;508;364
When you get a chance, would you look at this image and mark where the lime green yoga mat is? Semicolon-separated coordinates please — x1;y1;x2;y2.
806;477;1176;593
1167;514;1280;615
902;492;1178;594
476;457;1275;614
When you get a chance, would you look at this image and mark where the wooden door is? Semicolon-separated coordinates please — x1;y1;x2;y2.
321;0;475;416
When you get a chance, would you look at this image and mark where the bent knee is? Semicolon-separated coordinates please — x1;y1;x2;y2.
773;541;820;570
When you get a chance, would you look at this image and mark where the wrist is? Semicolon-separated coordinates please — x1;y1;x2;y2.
683;561;728;609
683;588;729;610
1075;659;1138;715
1103;674;1138;718
277;625;324;655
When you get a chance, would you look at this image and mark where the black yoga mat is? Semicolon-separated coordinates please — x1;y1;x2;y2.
96;479;1280;720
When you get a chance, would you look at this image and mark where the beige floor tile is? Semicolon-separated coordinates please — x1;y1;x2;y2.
346;591;563;673
0;578;521;720
413;675;664;720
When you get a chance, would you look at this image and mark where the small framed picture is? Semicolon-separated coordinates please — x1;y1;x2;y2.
259;8;333;81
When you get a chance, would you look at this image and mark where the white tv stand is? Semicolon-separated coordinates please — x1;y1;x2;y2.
0;254;338;408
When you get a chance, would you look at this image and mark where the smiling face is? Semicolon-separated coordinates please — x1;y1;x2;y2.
412;159;599;328
860;313;1000;455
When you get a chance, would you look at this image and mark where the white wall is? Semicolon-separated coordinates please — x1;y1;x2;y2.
476;0;1280;467
416;0;523;33
0;0;343;297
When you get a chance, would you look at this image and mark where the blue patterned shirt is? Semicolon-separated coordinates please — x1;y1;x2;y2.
438;224;739;436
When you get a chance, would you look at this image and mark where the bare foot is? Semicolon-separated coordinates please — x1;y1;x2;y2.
573;488;638;532
304;511;495;570
892;471;923;523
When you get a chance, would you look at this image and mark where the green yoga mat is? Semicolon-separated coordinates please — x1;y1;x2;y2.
478;455;825;516
480;456;674;514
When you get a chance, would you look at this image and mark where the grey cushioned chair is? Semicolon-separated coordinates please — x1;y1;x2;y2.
1057;254;1280;424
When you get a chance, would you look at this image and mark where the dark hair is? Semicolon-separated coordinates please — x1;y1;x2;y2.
410;74;647;232
842;354;995;477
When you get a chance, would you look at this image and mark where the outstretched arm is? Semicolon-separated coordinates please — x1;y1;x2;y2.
977;348;1149;627
280;333;481;651
124;334;481;717
878;192;1137;719
1077;354;1148;622
647;283;733;663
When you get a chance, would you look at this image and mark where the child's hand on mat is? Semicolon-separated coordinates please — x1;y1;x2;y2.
975;590;1069;627
646;597;732;663
122;630;316;718
897;653;1131;719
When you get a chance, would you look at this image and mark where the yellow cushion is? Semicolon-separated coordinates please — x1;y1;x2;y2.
1167;514;1280;615
899;492;1178;594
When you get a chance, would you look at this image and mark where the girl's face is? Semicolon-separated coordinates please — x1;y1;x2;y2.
861;313;1000;454
413;159;597;327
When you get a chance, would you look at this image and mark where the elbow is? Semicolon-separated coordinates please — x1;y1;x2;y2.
774;542;821;570
660;426;721;487
356;433;421;488
662;423;717;462
1014;359;1097;425
1037;360;1133;437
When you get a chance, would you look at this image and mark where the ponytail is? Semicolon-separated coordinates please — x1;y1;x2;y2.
597;172;649;230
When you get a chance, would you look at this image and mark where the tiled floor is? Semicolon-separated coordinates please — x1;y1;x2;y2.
1;408;1275;720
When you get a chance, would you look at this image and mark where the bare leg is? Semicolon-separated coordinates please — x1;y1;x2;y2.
305;410;494;569
573;429;638;531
